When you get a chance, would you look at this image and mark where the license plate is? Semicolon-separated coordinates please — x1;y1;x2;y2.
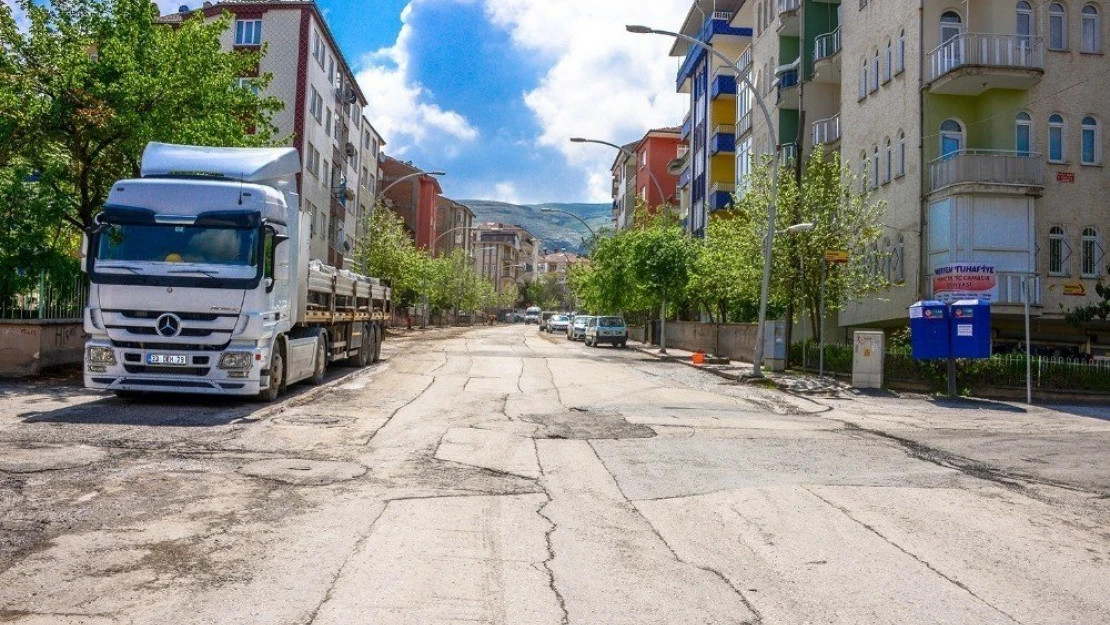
147;354;187;366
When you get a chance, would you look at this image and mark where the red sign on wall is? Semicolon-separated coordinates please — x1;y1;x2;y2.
1057;172;1076;183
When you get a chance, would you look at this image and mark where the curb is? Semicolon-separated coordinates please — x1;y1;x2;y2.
629;344;743;383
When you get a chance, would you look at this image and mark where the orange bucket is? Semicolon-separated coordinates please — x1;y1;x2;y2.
692;352;705;364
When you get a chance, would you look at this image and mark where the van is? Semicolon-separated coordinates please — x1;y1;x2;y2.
524;306;541;325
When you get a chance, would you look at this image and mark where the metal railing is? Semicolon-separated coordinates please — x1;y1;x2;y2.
811;113;841;145
778;0;801;14
995;272;1042;305
712;124;736;137
711;10;733;20
927;149;1045;192
927;33;1044;82
1;269;88;321
710;182;736;196
677;145;690;158
814;27;842;62
737;110;753;136
738;47;753;72
779;143;798;165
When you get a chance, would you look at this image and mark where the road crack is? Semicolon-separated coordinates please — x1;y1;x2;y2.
804;486;1025;625
302;503;390;625
533;439;570;625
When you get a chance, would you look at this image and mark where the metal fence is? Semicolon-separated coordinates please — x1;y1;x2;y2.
792;342;1110;393
1;269;88;321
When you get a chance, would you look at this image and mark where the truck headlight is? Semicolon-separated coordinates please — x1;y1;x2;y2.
86;346;117;366
218;351;254;370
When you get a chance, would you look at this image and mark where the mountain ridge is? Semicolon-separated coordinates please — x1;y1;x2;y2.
459;200;611;256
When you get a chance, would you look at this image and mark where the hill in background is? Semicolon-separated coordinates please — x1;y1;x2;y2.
460;200;611;256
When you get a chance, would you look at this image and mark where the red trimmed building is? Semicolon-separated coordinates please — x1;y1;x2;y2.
380;157;443;251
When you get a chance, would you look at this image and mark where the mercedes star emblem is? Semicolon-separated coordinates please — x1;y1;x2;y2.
156;313;182;338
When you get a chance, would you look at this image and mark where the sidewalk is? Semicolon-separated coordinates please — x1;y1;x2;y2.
627;340;858;398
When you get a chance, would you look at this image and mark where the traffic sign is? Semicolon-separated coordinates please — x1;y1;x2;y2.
1063;282;1086;296
824;250;849;263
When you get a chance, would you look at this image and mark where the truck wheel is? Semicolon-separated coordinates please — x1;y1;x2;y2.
372;324;383;363
310;337;327;385
258;350;283;403
346;323;371;367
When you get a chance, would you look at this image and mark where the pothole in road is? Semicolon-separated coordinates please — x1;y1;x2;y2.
0;443;108;473
521;409;656;440
271;413;352;427
237;459;366;485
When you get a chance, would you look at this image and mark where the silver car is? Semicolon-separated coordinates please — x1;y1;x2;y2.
584;316;628;348
567;315;593;341
548;314;570;333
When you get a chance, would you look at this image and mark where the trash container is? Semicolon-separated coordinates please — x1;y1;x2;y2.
950;299;991;359
909;300;950;360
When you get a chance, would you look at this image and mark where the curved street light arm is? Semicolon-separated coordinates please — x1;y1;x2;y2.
571;137;668;209
627;25;780;378
540;207;597;240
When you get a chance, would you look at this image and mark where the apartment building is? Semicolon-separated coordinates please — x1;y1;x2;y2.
538;252;587;285
379;156;443;251
473;223;539;295
610;128;683;229
434;197;475;257
705;0;1109;353
610;143;638;230
669;0;749;238
157;1;385;269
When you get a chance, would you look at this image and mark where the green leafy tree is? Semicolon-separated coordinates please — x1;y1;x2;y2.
356;207;426;307
1064;269;1110;326
0;0;284;231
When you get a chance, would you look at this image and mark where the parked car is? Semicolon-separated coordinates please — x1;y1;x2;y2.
567;315;593;341
584;316;628;348
524;306;541;324
548;314;570;333
539;310;555;330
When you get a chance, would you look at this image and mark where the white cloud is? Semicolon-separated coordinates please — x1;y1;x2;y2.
484;1;690;202
2;0;31;31
355;1;479;158
489;182;523;204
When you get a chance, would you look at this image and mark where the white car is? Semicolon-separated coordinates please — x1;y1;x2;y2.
567;315;593;341
548;314;570;333
584;316;628;348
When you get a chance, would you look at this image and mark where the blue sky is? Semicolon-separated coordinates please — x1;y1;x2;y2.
2;0;691;203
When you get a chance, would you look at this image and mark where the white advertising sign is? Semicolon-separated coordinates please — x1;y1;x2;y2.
932;263;998;304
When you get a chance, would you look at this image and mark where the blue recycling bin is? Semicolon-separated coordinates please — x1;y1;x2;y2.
949;299;992;359
909;300;950;360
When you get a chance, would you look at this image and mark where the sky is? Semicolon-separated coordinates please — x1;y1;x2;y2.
2;0;692;203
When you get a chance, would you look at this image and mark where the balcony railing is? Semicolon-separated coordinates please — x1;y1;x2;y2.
738;47;753;72
710;182;736;196
737;110;753;136
814;27;842;62
779;143;798;166
778;0;801;14
677;145;690;158
711;124;737;154
927;150;1045;193
811;113;841;145
927;33;1044;82
996;272;1042;306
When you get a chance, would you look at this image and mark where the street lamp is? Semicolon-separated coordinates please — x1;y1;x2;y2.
421;224;476;328
568;137;668;213
627;24;780;378
539;207;597;240
364;170;446;269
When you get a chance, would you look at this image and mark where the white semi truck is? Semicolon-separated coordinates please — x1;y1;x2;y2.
82;143;390;401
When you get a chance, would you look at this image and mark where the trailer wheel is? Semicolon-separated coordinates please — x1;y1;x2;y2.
257;349;284;403
309;335;327;385
371;323;383;363
346;323;371;367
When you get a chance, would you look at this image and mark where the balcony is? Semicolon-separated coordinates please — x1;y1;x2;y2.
710;125;736;155
926;33;1044;96
812;27;842;83
737;110;753;137
680;114;692;141
709;182;736;211
739;47;753;72
676;13;753;90
927;150;1045;196
776;67;800;109
811;113;841;146
679;167;692;189
777;0;801;34
711;67;737;99
779;143;798;166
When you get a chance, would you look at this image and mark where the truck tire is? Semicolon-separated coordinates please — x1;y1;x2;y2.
372;324;383;363
258;349;284;403
345;323;370;367
309;336;327;385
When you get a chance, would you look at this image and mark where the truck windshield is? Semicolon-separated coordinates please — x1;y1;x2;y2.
97;224;259;266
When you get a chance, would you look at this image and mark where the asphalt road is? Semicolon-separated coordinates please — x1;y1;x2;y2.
1;325;1109;624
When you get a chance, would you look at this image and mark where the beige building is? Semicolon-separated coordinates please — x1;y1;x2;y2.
434;198;475;258
157;1;385;269
537;251;587;286
473;223;540;295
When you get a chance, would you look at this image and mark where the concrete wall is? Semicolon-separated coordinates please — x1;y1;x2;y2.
0;321;87;377
655;321;761;362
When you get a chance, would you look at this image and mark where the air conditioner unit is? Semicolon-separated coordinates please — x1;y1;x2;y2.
343;87;358;105
344;142;357;157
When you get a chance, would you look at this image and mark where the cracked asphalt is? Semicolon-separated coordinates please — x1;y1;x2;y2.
1;324;1109;624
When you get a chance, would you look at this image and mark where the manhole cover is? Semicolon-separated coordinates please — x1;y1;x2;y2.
0;444;107;473
273;414;348;426
238;459;366;485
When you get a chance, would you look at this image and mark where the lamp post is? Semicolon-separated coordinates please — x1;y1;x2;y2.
539;207;597;241
568;137;669;214
627;24;780;378
365;170;446;270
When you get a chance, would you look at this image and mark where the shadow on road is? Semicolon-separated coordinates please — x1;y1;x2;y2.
929;396;1029;413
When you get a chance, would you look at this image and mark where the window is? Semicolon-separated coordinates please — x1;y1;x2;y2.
884;138;892;183
940;11;963;44
940;119;963;157
323;159;330;188
885;40;893;82
757;3;763;34
312;29;325;67
306;143;320;178
641;151;647;169
309;203;317;237
1082;115;1100;164
1083;5;1102;52
1083;227;1100;277
871;51;880;92
859;59;868;99
872;146;880;188
1049;3;1068;50
1049;114;1065;162
310;87;323;122
1017;1;1034;43
325;108;332;136
1050;226;1067;275
234;19;262;46
1016;112;1033;155
897;131;906;176
236;77;260;95
897;29;906;72
327;56;335;83
860;151;868;192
